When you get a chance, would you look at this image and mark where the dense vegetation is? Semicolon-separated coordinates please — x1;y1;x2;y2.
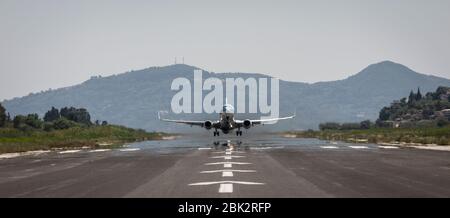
291;127;450;145
0;105;166;154
378;86;450;127
317;87;450;131
293;87;450;146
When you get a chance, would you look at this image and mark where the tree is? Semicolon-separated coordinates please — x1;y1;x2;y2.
13;115;26;129
44;107;60;122
341;123;360;130
319;122;341;130
379;107;391;121
24;114;43;129
101;121;108;126
416;87;422;101
360;120;372;129
400;98;407;105
437;119;449;127
60;107;92;125
13;114;43;130
377;86;450;127
0;103;6;127
52;118;77;130
408;90;415;103
422;108;434;119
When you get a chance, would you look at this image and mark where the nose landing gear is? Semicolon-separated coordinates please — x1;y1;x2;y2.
236;130;242;136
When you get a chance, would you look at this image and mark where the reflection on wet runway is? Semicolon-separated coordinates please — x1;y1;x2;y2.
127;133;386;153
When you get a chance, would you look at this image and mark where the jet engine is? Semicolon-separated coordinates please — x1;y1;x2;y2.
204;120;213;130
243;119;252;129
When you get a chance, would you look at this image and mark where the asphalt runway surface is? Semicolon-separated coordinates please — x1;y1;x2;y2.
1;133;450;197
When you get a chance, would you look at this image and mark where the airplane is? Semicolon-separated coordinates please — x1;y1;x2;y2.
158;100;295;136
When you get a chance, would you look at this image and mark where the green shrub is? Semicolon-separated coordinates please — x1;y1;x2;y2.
43;122;54;132
53;118;78;130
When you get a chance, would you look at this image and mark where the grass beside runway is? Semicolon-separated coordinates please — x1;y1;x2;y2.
287;127;450;146
0;125;168;154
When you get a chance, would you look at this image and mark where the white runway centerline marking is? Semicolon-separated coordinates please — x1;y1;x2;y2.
211;155;245;159
59;150;81;154
201;169;256;173
349;146;369;149
190;147;264;194
189;181;265;186
205;162;252;165
222;171;234;177
212;151;246;154
205;162;252;168
219;184;233;193
119;148;141;152
321;146;338;149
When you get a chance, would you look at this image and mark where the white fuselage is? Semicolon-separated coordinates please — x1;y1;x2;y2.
219;104;237;134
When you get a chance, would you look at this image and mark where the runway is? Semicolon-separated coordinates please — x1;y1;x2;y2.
1;134;450;197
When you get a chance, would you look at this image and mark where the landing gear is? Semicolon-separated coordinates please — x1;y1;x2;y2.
236;130;242;136
213;130;220;136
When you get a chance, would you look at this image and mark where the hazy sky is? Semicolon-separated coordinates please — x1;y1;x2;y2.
1;0;450;101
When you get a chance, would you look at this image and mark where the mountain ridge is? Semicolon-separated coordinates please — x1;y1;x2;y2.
2;61;450;132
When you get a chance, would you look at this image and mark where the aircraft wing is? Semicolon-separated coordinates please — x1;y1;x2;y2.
235;113;295;127
158;112;219;128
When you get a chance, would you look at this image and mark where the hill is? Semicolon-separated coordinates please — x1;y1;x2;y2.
2;61;450;132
